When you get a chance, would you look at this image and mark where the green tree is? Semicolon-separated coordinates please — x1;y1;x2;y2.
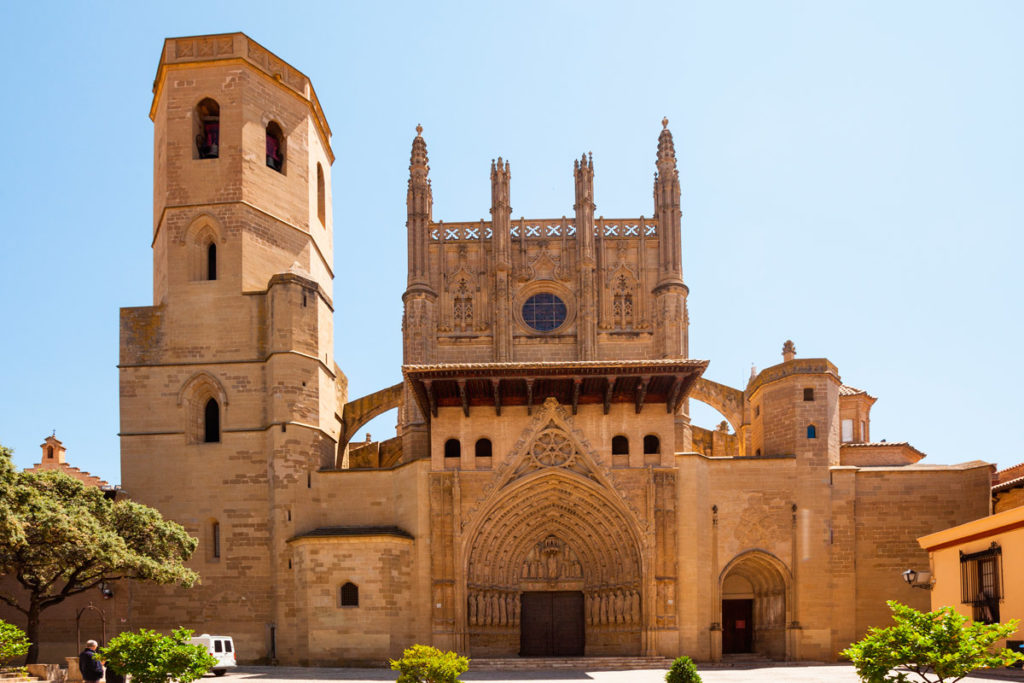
0;619;30;669
101;628;215;683
841;600;1024;683
389;644;469;683
0;445;199;663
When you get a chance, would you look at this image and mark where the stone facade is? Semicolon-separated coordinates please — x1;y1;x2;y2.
1;32;995;666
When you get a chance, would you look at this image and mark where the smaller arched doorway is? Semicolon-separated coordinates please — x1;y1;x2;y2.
719;551;790;660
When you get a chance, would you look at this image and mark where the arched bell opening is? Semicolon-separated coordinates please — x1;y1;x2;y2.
464;472;645;657
719;550;791;660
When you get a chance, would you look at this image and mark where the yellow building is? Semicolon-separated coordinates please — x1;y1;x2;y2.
0;32;996;666
918;506;1024;655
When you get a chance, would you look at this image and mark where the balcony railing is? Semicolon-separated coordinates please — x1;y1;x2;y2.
428;218;657;242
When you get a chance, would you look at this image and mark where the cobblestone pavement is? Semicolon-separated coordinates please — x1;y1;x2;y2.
224;664;1024;682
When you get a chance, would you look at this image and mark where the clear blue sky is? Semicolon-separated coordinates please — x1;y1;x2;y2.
0;1;1021;483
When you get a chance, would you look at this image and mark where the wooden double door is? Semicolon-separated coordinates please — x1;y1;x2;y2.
722;598;754;654
519;591;585;656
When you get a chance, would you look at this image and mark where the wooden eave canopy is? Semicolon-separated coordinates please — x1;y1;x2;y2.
403;359;709;419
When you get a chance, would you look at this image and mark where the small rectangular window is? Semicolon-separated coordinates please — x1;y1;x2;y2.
754;405;760;418
225;641;232;653
842;419;853;443
803;388;814;401
861;420;867;441
214;641;223;653
961;544;1002;624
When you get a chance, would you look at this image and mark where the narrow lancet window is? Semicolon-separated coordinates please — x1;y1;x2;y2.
204;398;220;443
317;163;326;225
212;521;221;559
207;243;217;280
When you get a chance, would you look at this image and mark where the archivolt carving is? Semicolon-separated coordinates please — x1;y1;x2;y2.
521;535;582;580
465;471;643;588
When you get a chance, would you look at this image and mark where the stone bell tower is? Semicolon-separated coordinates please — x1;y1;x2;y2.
119;33;340;661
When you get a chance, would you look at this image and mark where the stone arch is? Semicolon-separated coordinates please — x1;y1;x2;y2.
177;371;228;444
463;469;646;656
339;382;403;455
690;377;745;434
719;549;791;660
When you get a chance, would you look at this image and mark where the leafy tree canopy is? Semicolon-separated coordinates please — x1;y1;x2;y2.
842;600;1024;683
0;445;198;663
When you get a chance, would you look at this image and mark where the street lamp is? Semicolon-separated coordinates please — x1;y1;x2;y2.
902;569;932;590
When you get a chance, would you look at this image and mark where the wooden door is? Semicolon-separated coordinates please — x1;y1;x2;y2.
722;598;754;654
520;591;584;656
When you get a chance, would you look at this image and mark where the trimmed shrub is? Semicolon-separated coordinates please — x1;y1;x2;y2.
0;620;30;670
666;654;702;683
389;644;469;683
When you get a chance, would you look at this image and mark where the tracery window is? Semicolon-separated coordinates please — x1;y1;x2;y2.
612;274;634;329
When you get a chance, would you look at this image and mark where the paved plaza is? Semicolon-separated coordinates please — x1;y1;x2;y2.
225;664;1024;682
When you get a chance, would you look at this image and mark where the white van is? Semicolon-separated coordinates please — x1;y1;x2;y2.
188;634;236;676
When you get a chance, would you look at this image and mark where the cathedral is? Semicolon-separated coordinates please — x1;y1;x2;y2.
103;33;999;665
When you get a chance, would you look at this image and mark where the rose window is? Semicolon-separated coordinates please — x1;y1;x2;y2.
530;429;576;467
521;292;567;332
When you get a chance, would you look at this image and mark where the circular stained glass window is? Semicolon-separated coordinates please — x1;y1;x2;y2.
522;292;567;332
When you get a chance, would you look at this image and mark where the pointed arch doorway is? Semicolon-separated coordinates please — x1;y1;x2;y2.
719;551;791;660
464;471;645;657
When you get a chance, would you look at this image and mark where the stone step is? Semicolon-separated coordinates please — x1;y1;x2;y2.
470;656;675;671
709;654;792;668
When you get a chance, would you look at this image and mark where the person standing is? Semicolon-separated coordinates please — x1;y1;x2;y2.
78;640;103;683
